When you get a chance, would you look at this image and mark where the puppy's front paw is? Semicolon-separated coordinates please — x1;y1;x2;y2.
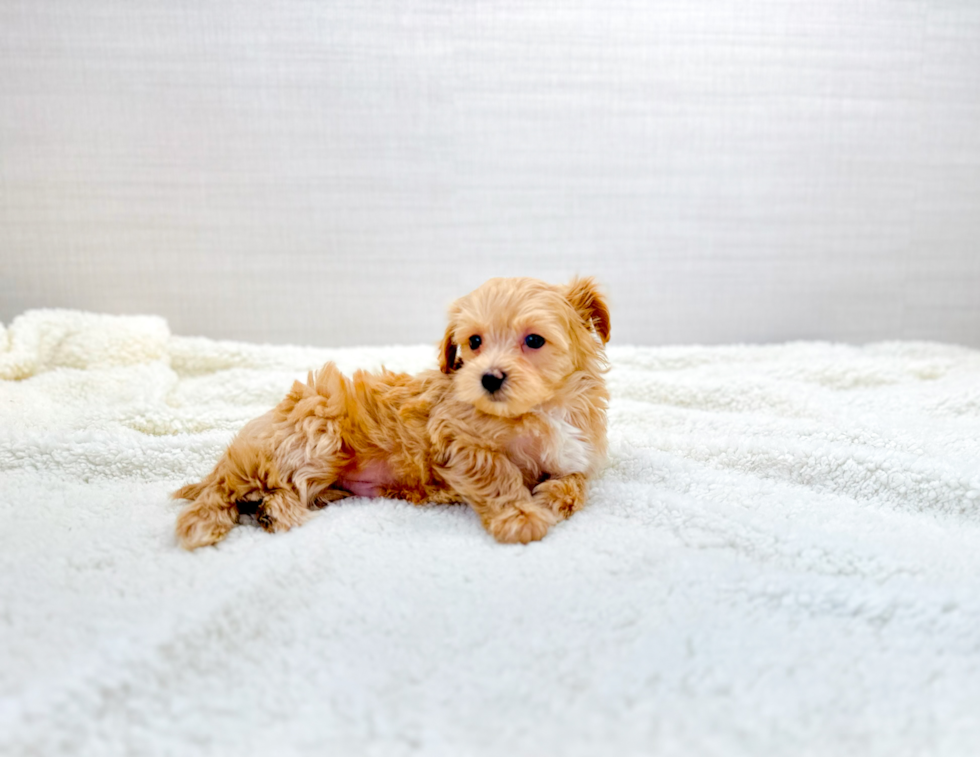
486;504;557;544
533;473;587;520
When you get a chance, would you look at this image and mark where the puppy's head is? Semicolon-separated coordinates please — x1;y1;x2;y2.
439;276;610;418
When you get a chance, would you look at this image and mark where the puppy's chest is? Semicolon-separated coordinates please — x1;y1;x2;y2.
506;410;592;477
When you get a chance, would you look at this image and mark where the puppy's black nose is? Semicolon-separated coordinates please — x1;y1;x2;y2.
481;371;507;394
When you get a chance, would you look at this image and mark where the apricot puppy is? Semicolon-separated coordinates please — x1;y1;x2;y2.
174;276;610;548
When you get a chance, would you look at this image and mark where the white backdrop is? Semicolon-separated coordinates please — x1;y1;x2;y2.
1;0;978;347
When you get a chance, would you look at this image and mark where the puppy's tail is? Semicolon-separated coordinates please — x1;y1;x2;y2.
172;481;206;501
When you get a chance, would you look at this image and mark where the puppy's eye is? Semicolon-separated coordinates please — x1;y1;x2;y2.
524;334;545;349
468;335;482;350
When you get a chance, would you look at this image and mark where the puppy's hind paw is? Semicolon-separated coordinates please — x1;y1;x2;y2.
176;502;237;550
486;503;558;545
254;490;309;534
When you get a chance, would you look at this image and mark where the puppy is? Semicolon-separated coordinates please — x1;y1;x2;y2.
173;276;610;548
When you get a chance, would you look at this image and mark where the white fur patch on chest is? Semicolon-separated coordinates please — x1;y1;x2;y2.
541;409;592;476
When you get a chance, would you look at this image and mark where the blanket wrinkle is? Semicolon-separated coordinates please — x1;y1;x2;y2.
2;309;980;756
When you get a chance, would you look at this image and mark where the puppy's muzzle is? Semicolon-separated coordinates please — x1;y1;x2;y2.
481;369;507;395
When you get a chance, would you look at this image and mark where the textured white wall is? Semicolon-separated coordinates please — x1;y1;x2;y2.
1;0;978;347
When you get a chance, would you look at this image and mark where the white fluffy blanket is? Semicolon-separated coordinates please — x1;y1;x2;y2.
2;310;979;756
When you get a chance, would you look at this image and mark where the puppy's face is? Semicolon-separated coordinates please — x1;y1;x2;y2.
440;277;610;418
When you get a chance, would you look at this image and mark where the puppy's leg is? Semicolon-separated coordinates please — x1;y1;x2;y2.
173;419;283;549
271;364;352;517
438;447;557;544
533;473;588;520
175;482;239;550
255;488;309;533
174;365;356;549
175;464;304;548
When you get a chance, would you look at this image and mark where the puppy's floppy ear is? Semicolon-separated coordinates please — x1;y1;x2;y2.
439;323;460;374
564;276;611;343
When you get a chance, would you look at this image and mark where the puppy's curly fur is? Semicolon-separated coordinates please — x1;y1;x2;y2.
174;276;610;548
